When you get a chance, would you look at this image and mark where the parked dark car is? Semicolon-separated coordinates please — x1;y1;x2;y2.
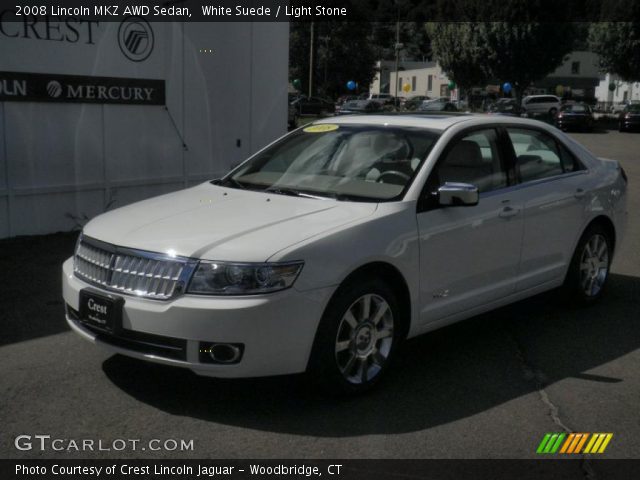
335;99;384;115
291;96;335;116
487;98;525;117
619;103;640;132
555;103;595;131
288;102;299;128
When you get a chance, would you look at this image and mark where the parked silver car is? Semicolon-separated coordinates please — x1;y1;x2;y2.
522;95;561;116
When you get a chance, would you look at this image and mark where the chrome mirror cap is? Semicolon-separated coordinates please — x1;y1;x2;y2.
438;182;479;206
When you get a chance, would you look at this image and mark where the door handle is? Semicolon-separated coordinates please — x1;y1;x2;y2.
499;206;520;218
574;188;586;199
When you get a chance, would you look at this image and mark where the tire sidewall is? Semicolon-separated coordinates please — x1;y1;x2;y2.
565;224;612;304
308;278;402;395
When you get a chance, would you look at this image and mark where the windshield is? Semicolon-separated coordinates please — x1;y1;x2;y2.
219;124;440;201
626;104;640;113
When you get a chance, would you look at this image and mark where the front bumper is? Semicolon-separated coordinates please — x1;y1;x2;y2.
62;257;334;378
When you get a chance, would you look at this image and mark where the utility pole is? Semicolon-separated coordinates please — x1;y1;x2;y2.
308;22;314;98
393;17;400;102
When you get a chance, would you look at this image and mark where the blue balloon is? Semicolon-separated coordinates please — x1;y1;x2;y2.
503;82;512;94
346;80;356;91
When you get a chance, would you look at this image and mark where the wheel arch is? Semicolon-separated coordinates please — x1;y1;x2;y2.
330;261;412;341
585;215;616;254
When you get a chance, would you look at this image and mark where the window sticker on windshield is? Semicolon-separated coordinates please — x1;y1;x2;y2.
303;124;339;133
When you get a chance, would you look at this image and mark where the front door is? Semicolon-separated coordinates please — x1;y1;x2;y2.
417;128;524;324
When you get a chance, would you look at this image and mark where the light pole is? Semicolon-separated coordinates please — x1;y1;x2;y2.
393;17;400;101
308;22;314;98
319;35;331;95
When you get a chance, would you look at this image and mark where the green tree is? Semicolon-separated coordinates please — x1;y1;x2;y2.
427;23;488;100
426;22;577;103
479;23;577;102
289;21;378;99
589;23;640;81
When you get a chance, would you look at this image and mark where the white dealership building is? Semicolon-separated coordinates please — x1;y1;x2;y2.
0;14;288;238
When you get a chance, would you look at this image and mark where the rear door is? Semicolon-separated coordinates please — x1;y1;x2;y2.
503;127;588;290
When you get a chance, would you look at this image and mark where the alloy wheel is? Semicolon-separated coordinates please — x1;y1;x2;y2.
334;294;394;384
579;234;609;297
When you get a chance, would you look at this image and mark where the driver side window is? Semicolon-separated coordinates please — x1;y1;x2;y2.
433;129;507;193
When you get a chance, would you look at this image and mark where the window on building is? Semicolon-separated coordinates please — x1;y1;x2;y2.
398;77;403;92
571;61;580;75
412;76;416;91
427;75;433;91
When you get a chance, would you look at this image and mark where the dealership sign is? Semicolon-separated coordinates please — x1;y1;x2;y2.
0;71;165;104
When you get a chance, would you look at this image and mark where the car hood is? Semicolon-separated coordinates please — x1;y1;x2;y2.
83;183;378;262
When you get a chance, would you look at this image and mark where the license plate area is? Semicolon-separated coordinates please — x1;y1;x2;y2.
78;289;124;334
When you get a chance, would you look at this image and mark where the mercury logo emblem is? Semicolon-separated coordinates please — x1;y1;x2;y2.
46;80;62;98
118;16;154;62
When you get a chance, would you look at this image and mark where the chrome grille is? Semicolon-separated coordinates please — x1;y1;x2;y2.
74;236;197;300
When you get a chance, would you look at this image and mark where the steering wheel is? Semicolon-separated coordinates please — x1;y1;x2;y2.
376;170;411;184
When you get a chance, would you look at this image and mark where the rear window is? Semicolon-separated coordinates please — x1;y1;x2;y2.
506;128;582;182
561;104;588;113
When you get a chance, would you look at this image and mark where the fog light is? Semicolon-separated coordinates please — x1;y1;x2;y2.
199;342;244;364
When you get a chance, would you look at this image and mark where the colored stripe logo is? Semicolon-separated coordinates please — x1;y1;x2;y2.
537;433;613;454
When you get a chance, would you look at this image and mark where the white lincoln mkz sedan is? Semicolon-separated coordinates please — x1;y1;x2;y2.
62;115;628;393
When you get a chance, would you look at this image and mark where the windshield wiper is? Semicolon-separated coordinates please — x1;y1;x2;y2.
319;191;379;202
264;186;320;198
223;177;248;189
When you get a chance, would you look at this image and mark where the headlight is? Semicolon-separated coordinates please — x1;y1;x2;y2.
187;261;304;295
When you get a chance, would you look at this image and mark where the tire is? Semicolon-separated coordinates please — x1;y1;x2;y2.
307;278;403;395
563;224;612;305
619;123;625;133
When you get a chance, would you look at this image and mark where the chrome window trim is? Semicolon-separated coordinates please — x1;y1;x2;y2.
480;170;589;198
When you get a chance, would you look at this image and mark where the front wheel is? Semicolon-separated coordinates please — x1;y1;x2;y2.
563;224;612;304
308;279;402;395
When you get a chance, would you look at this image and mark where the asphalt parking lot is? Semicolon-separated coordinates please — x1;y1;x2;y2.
1;130;638;462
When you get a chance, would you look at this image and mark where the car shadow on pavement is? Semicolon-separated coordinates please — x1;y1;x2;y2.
102;273;640;437
0;232;78;348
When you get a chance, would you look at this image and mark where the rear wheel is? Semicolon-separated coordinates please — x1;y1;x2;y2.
564;224;612;304
308;278;402;395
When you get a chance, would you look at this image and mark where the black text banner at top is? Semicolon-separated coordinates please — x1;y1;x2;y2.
1;0;640;22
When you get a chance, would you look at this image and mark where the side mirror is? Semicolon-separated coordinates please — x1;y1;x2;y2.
437;182;479;206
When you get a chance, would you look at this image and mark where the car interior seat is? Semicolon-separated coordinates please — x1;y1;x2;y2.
439;140;493;191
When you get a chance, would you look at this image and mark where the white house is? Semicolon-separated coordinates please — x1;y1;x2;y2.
383;51;602;101
370;59;434;95
595;73;640;104
389;62;451;98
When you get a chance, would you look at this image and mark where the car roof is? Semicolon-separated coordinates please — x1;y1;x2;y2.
314;113;553;131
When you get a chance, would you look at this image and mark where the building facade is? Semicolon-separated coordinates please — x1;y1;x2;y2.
0;18;289;238
389;62;451;98
595;73;640;104
380;51;602;102
369;60;434;95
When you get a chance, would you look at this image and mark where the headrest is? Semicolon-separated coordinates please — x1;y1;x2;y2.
517;154;542;165
445;140;484;167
